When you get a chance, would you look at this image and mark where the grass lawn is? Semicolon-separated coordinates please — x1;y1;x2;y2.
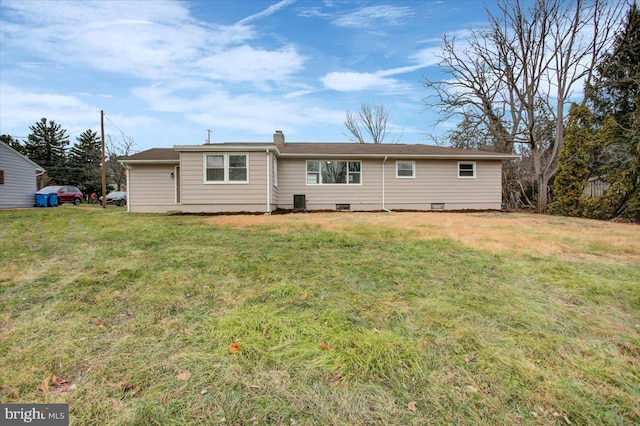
1;207;639;425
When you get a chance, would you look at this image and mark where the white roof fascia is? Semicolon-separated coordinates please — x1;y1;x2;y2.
174;145;279;153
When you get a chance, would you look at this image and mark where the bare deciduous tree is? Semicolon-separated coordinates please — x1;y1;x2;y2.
106;133;136;190
344;102;398;144
424;0;624;212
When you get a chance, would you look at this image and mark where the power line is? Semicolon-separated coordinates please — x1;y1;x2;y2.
1;134;29;139
68;122;101;137
104;115;135;142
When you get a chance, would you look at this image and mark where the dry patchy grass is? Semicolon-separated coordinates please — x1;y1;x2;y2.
205;211;640;263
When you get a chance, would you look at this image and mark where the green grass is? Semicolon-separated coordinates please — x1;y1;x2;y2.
1;207;639;425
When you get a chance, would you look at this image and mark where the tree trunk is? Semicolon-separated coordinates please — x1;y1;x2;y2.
538;173;549;213
532;148;546;212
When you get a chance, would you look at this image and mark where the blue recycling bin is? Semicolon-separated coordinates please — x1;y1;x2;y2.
35;193;49;207
48;193;59;207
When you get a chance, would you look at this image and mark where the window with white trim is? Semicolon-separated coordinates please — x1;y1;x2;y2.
205;154;248;183
396;161;415;178
457;161;476;178
306;160;361;185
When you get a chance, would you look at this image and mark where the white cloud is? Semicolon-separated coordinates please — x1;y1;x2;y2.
2;0;192;25
195;45;305;82
0;84;156;140
332;5;413;29
317;31;444;93
236;0;297;25
408;46;442;68
319;45;441;93
132;82;343;138
321;72;401;92
0;83;94;130
0;0;446;146
0;0;301;83
296;7;330;19
284;87;318;98
102;113;157;132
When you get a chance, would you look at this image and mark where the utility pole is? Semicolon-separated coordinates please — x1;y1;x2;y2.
101;110;106;209
207;129;212;144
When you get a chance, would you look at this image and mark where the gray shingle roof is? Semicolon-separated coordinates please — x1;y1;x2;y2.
119;148;179;162
277;143;510;157
120;143;517;162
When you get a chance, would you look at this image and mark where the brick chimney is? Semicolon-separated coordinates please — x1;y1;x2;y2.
274;130;285;145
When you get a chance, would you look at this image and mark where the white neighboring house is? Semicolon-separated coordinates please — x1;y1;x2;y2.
0;142;46;209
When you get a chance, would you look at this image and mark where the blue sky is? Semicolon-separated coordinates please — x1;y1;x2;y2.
1;0;498;152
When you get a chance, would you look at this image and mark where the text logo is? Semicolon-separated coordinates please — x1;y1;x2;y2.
1;404;68;425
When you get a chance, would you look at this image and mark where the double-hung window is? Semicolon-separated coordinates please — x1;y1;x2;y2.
457;161;476;178
396;161;415;178
205;154;248;183
306;160;361;185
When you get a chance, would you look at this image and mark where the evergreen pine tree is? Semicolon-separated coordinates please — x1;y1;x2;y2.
552;105;594;217
24;118;70;184
588;3;640;220
68;129;101;194
0;134;26;154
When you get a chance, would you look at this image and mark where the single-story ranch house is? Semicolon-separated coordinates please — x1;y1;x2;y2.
119;131;518;214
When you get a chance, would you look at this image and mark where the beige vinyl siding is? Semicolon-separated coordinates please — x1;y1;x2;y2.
0;143;39;209
179;151;271;212
384;159;502;210
127;164;177;213
125;154;504;213
276;158;502;211
277;158;383;211
179;203;272;213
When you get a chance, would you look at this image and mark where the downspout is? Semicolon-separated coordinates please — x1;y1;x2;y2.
125;165;131;213
265;149;271;214
382;156;391;213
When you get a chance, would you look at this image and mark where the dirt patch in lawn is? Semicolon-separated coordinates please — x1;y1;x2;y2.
202;211;640;263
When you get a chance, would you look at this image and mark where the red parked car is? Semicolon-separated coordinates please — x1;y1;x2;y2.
37;186;84;205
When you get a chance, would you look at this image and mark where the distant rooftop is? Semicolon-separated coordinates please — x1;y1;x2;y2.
119;148;179;162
